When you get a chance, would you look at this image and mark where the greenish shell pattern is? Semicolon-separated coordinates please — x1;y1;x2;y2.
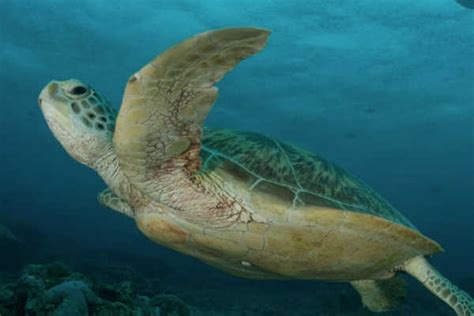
200;128;415;229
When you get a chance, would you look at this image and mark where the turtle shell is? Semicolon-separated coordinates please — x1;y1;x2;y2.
201;127;414;229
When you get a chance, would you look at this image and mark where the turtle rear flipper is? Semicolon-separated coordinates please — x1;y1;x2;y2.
403;256;474;315
351;277;406;312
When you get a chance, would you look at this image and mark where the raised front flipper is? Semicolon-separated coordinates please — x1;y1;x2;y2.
98;189;134;218
113;28;270;197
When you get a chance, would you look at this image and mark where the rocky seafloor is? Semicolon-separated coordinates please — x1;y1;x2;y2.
0;262;190;316
0;221;470;315
0;261;465;316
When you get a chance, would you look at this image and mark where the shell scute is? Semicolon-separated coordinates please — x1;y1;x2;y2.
201;128;414;229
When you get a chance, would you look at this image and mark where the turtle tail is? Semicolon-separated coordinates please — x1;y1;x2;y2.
403;256;474;316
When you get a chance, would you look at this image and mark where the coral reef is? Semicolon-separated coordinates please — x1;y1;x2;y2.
0;262;190;316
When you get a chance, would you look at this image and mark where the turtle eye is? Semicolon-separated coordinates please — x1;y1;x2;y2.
70;86;88;95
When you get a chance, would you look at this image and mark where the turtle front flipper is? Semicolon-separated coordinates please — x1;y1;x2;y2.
113;28;270;193
351;277;406;312
403;256;473;315
98;189;134;218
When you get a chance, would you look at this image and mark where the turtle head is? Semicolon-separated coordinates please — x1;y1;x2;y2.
38;79;117;168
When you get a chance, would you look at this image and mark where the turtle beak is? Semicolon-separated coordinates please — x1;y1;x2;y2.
38;80;72;123
38;81;60;107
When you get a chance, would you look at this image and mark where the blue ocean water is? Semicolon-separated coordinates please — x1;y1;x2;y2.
0;0;473;315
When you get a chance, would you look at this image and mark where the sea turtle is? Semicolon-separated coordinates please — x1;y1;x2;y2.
38;28;473;315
